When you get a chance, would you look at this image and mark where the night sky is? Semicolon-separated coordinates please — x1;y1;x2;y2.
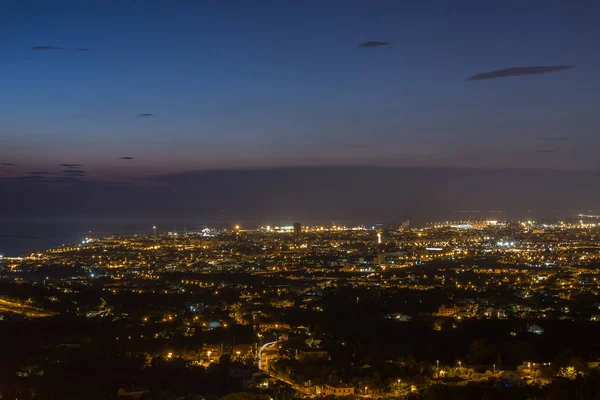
1;1;599;222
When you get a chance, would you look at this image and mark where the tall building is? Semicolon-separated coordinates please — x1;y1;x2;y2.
293;222;302;237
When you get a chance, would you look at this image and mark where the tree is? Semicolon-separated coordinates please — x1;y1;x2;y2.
555;351;585;372
503;341;534;367
467;339;495;366
141;390;177;400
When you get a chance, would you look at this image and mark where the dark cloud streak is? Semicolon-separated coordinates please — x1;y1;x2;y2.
31;46;66;51
467;65;574;81
3;175;45;181
119;157;135;160
31;46;91;52
137;113;155;118
537;137;569;141
60;164;83;168
359;41;391;48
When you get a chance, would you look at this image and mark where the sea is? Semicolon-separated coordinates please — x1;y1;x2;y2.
0;219;177;256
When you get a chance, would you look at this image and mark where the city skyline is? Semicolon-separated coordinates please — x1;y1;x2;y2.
1;216;600;399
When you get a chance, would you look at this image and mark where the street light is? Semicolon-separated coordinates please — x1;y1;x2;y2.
364;387;367;395
458;361;462;368
153;226;156;236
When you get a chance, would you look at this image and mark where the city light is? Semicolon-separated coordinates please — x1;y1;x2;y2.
2;217;599;397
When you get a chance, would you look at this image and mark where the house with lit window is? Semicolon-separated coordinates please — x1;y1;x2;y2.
317;383;355;396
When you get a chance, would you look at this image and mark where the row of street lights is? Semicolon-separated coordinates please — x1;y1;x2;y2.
434;360;497;375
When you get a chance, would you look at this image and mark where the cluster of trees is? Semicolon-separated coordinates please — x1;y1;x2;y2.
132;392;272;400
414;372;600;400
0;314;260;400
277;286;600;367
0;353;255;400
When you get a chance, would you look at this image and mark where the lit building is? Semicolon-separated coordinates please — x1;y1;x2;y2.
374;253;385;265
317;383;355;396
437;305;461;316
293;222;302;237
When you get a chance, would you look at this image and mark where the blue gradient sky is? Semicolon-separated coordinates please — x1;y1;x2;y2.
2;0;599;179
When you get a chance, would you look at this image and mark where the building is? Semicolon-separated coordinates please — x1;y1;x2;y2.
527;324;544;335
260;347;280;372
117;387;148;399
231;344;253;357
199;344;221;364
437;305;461;316
317;383;355;396
293;222;302;237
296;349;329;361
387;312;413;321
257;322;291;331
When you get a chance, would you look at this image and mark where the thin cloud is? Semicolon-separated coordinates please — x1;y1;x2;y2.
1;163;16;166
31;46;91;52
61;170;86;174
359;41;391;48
537;137;569;141
30;171;55;175
4;175;45;181
2;175;85;184
137;113;155;118
73;114;87;117
467;65;574;81
533;150;558;153
31;46;66;51
119;157;135;160
60;163;83;168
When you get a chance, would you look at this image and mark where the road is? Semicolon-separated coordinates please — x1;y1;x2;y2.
258;340;278;371
258;341;312;396
0;298;54;317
